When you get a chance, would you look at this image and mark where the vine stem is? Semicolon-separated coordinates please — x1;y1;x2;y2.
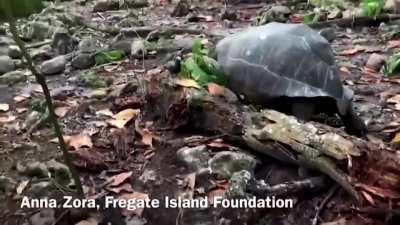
4;3;84;197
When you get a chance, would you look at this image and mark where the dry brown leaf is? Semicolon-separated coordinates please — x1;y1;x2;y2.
107;109;140;128
64;134;93;151
321;218;348;225
107;171;133;187
96;109;114;117
389;40;400;48
119;192;149;217
141;129;153;147
75;216;99;225
207;83;225;96
16;180;29;195
392;132;400;144
55;106;71;118
14;94;30;103
0;103;9;112
0;115;16;123
338;45;365;55
387;94;400;110
339;66;351;76
106;183;134;194
361;190;376;206
175;78;201;89
356;183;400;199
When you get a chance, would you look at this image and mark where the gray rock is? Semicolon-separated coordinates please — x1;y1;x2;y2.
0;70;28;85
0;36;15;46
29;181;54;198
8;45;22;59
41;55;67;75
0;176;16;196
0;56;15;75
225;170;252;198
110;39;133;55
319;27;336;42
71;53;95;69
24;162;49;178
78;38;97;54
131;39;147;58
45;160;71;185
366;53;386;71
93;0;119;12
30;209;55;225
22;21;53;41
177;145;211;171
51;28;76;55
209;151;257;179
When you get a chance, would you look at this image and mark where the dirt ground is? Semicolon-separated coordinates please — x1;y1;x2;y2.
0;0;400;225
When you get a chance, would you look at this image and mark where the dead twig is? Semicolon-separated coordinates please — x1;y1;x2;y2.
247;176;327;197
311;184;339;225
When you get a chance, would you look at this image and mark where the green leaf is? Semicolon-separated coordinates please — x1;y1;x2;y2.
303;13;315;25
95;50;125;65
0;0;44;20
384;53;400;76
78;72;108;88
192;39;203;55
362;0;384;19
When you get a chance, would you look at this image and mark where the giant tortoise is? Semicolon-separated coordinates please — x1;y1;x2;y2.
216;22;366;136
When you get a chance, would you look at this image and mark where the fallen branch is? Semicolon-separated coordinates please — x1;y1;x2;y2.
308;14;400;29
247;176;327;197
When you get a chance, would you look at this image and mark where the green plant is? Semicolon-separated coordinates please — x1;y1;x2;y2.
362;0;385;19
384;53;400;76
0;0;84;197
180;39;228;86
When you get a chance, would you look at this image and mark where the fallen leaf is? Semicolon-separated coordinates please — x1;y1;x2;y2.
338;45;365;55
387;94;400;110
141;129;153;147
208;182;229;204
0;103;9;112
321;218;348;225
392;132;400;144
75;216;99;225
106;183;134;194
64;134;93;150
361;190;376;206
107;171;133;187
14;93;30;103
96;109;114;117
207;83;225;96
356;183;400;199
175;78;201;89
16;180;30;195
55;106;71;118
107;109;140;128
389;39;400;48
16;108;27;113
339;67;351;76
0;115;16;123
119;192;149;217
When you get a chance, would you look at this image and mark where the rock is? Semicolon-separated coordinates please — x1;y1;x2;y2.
0;55;15;75
256;5;291;25
30;209;55;225
171;0;190;17
177;145;211;171
385;0;400;13
29;181;54;198
225;170;252;198
45;160;71;185
71;53;95;69
78;38;97;54
220;9;238;21
24;162;49;178
366;53;386;72
41;55;67;75
0;36;15;46
0;176;16;196
8;45;22;59
319;27;336;42
209;151;257;179
51;28;76;55
131;39;147;59
110;39;133;55
0;70;28;85
22;21;53;41
93;0;119;12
